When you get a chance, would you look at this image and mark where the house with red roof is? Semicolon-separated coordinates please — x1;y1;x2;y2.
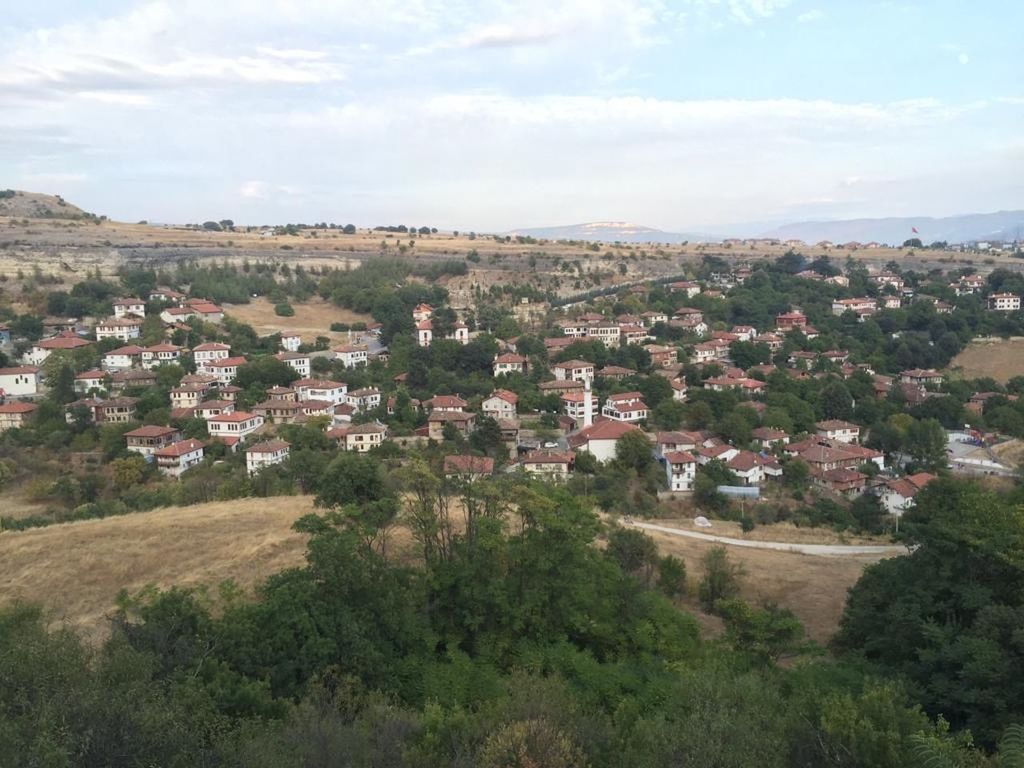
568;419;642;463
153;439;205;477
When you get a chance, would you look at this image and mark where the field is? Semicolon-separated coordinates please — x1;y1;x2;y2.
222;296;372;344
643;526;890;643
948;337;1024;383
0;496;318;642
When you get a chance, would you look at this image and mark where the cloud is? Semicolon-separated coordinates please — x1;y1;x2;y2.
958;53;970;65
796;9;825;23
239;180;270;199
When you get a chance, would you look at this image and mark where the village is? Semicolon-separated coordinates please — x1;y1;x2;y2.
2;250;1022;532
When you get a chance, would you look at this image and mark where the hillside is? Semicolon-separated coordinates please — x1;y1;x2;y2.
508;221;714;244
759;210;1024;245
0;497;316;642
0;189;90;219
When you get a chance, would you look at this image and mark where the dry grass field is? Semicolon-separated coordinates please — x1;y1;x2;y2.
948;337;1024;383
0;496;319;642
643;527;889;643
222;296;372;343
645;516;890;546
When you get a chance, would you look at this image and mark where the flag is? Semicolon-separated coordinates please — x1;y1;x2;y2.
911;226;919;234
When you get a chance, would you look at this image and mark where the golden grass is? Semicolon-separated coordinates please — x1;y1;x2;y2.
641;527;889;643
948;337;1024;383
222;296;371;344
645;516;891;546
0;496;318;642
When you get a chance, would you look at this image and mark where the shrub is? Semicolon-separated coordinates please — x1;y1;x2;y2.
274;303;295;317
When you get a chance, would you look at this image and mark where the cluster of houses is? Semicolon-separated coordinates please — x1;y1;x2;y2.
1;264;1020;520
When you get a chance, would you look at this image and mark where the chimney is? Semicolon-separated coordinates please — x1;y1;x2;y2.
583;376;594;428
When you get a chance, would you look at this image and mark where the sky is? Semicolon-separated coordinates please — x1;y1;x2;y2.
1;0;1022;232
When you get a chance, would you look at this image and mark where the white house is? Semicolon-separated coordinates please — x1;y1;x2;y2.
562;391;599;424
520;450;574;480
207;411;264;448
879;472;936;516
347;387;382;413
193;342;231;370
102;345;144;371
601;392;649;423
482;389;518;420
333;343;369;368
22;335;92;365
205;356;247;385
141;344;183;369
663;450;697;492
344;422;387;452
0;366;41;397
124;425;182;457
280;332;302;352
246;439;291;475
74;369;107;394
988;293;1021;311
294;378;347;405
274;351;312;378
493;353;528;376
153;438;205;477
553;360;595;382
815;420;861;444
112;298;146;318
95;317;142;342
725;451;766;486
567;420;642;463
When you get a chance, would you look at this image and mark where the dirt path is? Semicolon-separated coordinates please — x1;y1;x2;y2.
627;520;907;557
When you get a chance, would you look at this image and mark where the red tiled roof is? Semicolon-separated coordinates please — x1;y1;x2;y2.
154;438;205;458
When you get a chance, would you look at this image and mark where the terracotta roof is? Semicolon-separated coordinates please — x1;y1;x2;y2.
0;366;40;375
816;420;859;431
193;343;230;351
36;336;91;350
208;411;259;423
663;450;696;464
568;419;640;446
246;439;290;453
487;389;519;404
443;455;494;475
154;438;205;458
521;450;574;464
0;402;37;414
125;425;178;438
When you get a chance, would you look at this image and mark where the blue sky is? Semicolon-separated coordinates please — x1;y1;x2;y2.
1;1;1021;232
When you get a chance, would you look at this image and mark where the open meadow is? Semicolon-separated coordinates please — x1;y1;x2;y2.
948;336;1024;383
222;296;372;344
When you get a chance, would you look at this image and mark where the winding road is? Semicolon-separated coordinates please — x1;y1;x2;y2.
626;520;907;557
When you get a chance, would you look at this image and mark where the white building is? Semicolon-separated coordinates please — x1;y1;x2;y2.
246;439;291;475
347;387;382;412
193;343;231;370
280;332;302;352
553;360;595;382
204;356;247;386
207;411;264;448
0;366;41;397
153;438;205;477
663;451;697;492
815;420;861;444
493;353;528;376
482;389;518;420
988;293;1021;311
879;473;936;516
562;391;598;424
274;352;312;378
124;425;181;457
601;392;649;423
567;420;641;463
95;317;142;342
333;343;368;369
294;378;347;405
102;345;144;371
112;298;146;318
141;344;183;369
344;422;387;452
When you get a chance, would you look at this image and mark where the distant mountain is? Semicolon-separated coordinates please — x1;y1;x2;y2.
0;190;92;220
507;221;715;244
758;210;1024;246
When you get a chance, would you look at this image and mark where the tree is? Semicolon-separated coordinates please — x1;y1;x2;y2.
902;237;923;248
110;455;147;490
820;381;854;420
606;527;658;583
614;430;654;475
478;719;585;768
837;479;1024;746
698;546;744;613
904;417;947;471
656;555;687;598
717;599;805;663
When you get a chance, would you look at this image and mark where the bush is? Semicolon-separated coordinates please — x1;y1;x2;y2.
698;547;744;613
274;303;295;317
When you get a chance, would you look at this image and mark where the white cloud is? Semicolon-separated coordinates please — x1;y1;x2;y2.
239;180;270;199
797;9;825;23
958;52;970;65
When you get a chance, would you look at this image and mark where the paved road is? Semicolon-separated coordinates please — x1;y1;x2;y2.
626;520;907;557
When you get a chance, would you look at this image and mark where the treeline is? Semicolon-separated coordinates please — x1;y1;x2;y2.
5;471;1024;765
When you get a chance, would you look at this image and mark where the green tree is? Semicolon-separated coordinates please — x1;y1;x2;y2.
904;417;947;471
698;546;744;613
